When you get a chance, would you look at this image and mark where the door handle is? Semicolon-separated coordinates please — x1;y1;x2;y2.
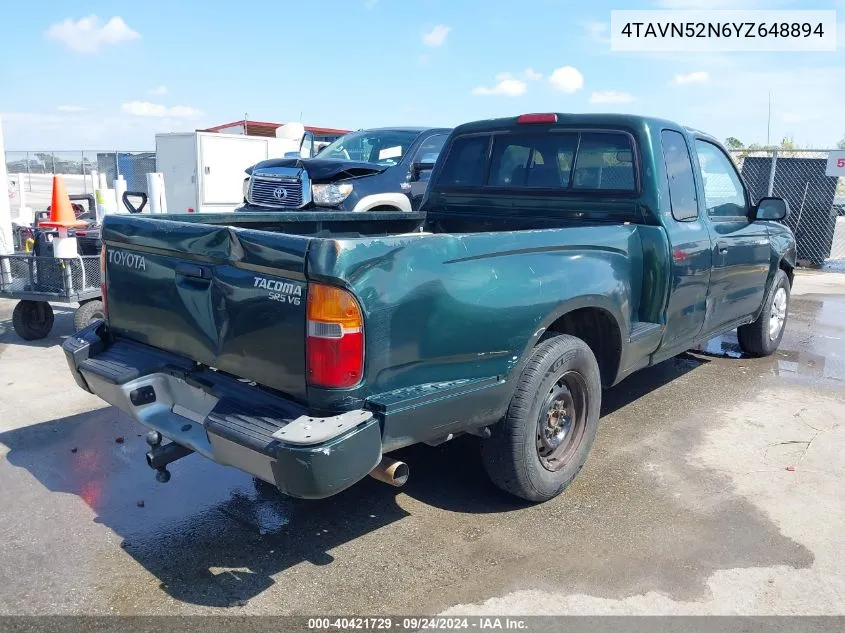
717;244;729;255
175;262;210;279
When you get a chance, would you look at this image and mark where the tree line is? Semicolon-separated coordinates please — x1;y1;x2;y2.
724;135;845;151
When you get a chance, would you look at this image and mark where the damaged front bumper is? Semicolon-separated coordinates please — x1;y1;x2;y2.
62;322;382;499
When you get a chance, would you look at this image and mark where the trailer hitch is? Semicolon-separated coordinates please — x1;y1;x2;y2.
145;431;193;483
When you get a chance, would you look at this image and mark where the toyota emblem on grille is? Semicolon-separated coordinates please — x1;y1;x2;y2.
272;187;287;200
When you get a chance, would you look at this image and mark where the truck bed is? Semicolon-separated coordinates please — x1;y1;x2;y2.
101;209;662;421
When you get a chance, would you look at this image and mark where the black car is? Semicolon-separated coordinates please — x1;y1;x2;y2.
241;127;451;212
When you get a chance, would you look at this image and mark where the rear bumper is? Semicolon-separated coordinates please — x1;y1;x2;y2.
62;323;382;499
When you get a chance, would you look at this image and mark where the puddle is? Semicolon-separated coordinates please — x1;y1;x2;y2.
689;293;845;383
693;335;844;383
216;487;291;535
769;349;845;382
692;334;746;359
821;260;845;273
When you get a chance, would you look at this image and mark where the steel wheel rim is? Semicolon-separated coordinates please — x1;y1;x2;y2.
769;287;788;340
536;371;588;472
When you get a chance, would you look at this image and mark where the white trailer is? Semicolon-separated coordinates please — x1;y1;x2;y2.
155;124;311;214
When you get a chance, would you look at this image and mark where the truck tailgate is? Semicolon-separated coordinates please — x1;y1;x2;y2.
101;215;310;402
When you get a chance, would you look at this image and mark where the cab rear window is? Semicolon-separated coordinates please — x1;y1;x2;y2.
436;130;637;192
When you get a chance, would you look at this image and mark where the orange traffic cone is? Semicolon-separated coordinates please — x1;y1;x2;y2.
39;175;87;229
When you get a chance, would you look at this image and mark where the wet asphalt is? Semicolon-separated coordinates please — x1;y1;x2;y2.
0;271;843;615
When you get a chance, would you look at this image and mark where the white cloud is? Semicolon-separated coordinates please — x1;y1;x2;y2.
148;85;168;96
672;71;710;85
0;111;66;126
121;101;203;118
472;74;527;97
45;15;140;53
590;91;635;104
523;68;543;81
0;110;196;149
422;24;451;47
548;66;584;93
665;65;845;147
57;105;86;112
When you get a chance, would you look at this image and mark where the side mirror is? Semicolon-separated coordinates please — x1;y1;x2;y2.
283;151;300;159
754;197;789;221
412;161;436;178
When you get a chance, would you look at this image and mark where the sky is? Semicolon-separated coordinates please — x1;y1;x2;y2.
1;0;844;150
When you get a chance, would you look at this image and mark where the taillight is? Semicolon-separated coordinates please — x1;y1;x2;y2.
100;244;108;320
306;283;363;389
517;113;558;124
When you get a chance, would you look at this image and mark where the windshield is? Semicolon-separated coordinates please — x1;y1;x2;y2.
315;130;420;165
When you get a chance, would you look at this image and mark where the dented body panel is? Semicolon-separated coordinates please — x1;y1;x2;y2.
64;113;796;497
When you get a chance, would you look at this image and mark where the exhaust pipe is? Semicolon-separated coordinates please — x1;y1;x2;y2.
369;457;409;487
146;441;193;483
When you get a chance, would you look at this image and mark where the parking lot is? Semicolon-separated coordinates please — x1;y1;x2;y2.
0;271;842;615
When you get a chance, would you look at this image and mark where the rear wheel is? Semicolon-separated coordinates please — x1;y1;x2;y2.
73;299;105;332
737;269;790;357
481;334;601;502
12;300;54;340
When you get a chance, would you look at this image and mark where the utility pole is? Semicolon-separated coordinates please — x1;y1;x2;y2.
243;112;248;136
766;92;771;146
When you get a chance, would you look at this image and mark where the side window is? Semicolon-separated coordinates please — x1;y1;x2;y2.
661;130;698;221
488;134;577;188
694;140;748;218
572;133;636;191
437;135;490;188
413;134;448;165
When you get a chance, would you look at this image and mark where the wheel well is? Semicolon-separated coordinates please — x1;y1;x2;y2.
368;205;401;212
543;308;622;387
779;260;794;287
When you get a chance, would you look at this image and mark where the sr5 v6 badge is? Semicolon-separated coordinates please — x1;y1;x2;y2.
254;276;303;305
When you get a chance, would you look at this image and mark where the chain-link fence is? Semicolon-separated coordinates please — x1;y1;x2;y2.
730;149;845;269
5;150;155;212
0;254;101;301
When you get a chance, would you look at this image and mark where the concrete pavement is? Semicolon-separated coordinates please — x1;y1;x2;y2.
0;272;842;615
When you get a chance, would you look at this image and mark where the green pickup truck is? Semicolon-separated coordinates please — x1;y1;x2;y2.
62;113;796;503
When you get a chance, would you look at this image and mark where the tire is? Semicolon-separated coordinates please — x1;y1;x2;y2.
481;334;602;502
73;299;105;332
737;269;790;357
12;300;54;341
